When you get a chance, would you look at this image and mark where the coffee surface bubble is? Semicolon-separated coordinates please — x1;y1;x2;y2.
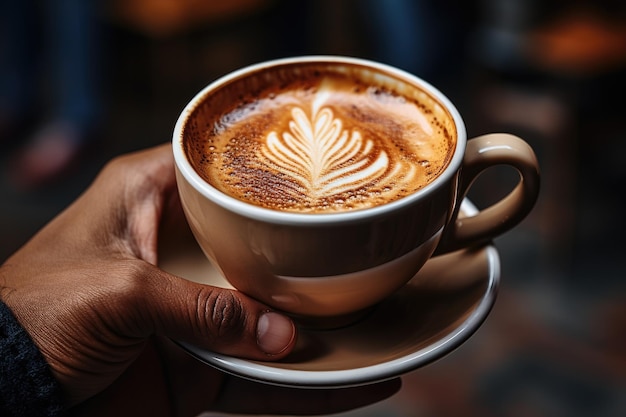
184;67;455;213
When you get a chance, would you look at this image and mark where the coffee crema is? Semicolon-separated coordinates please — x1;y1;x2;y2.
184;67;456;213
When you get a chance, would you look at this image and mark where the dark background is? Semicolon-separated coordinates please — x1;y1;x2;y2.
1;1;625;415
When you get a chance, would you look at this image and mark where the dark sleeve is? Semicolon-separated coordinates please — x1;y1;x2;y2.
0;300;66;417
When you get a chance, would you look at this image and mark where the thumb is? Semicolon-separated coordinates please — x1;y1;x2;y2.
130;265;297;360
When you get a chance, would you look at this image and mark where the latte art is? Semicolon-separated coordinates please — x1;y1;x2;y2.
260;105;416;204
186;70;455;213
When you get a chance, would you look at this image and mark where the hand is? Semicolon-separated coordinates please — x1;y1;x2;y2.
0;144;400;416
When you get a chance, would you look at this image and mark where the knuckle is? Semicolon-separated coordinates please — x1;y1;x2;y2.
98;153;143;188
104;260;150;305
101;154;131;178
199;289;247;340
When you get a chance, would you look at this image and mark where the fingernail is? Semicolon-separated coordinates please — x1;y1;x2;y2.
257;312;296;356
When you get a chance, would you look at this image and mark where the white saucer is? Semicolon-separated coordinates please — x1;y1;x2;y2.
159;201;500;388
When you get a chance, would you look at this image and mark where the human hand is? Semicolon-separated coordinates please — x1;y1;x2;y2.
0;144;399;416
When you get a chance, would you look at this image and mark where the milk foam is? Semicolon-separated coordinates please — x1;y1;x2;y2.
261;104;410;202
190;73;455;213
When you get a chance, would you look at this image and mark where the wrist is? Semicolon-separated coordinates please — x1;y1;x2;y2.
0;300;66;417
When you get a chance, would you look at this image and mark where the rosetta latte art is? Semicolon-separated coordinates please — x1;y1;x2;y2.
260;105;416;205
193;73;454;213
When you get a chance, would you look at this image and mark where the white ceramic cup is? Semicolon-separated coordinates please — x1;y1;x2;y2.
172;56;540;327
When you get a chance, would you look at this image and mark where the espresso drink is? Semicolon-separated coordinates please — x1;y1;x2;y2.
184;64;456;213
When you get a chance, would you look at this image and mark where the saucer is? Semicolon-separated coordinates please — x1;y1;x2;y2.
159;201;500;388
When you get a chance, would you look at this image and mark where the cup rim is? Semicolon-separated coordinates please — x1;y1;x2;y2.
172;55;467;225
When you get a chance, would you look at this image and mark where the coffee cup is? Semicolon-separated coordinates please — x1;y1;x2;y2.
172;56;540;327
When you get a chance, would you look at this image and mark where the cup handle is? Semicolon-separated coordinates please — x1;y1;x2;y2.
434;133;540;255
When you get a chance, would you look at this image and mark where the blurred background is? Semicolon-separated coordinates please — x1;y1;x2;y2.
1;0;625;415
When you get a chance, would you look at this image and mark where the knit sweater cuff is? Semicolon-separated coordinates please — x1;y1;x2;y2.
0;300;65;417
